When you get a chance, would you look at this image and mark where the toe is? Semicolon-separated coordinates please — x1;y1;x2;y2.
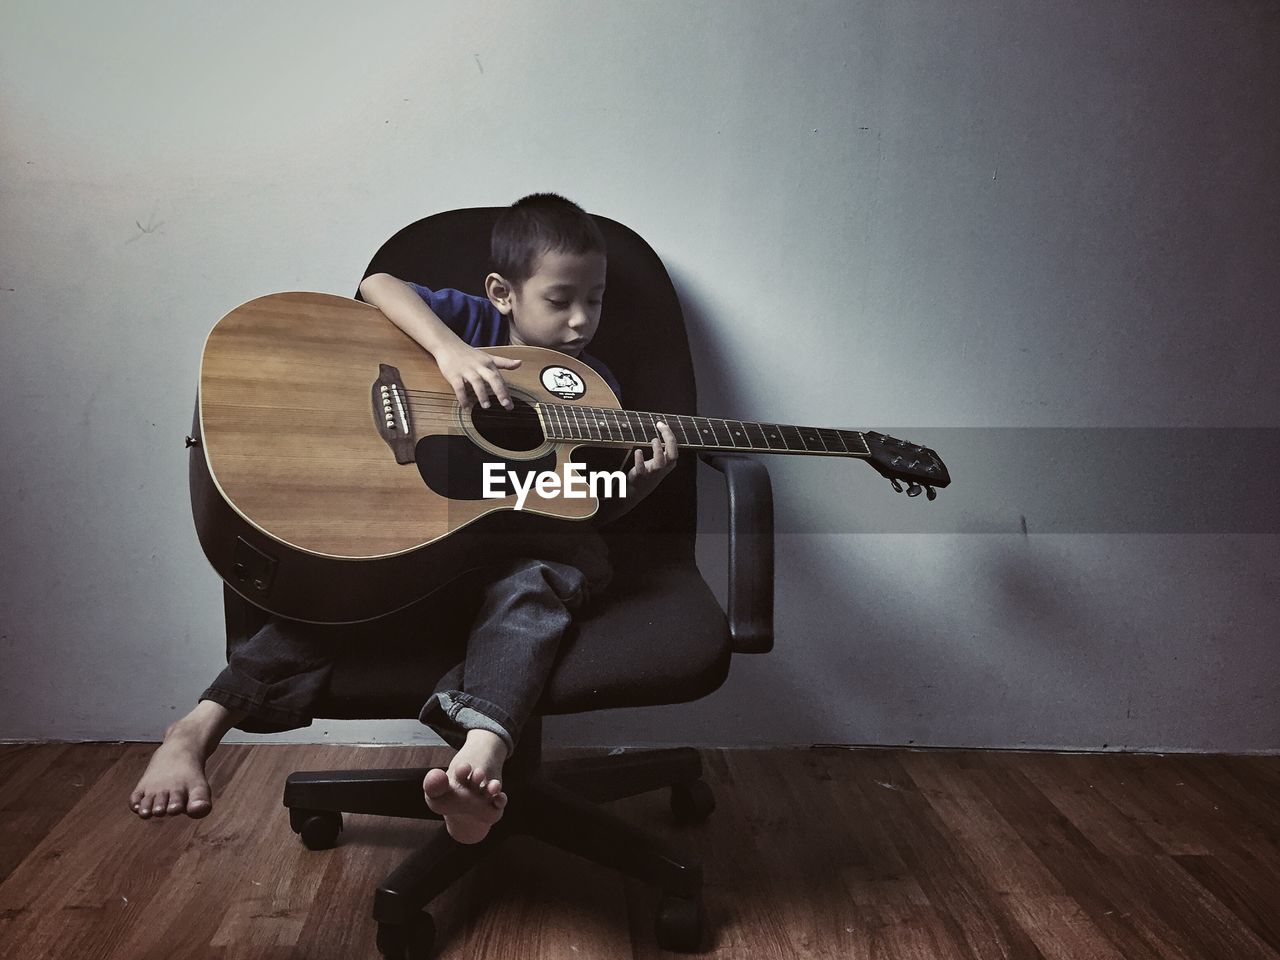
151;791;170;818
423;768;451;799
168;788;188;814
493;792;508;810
187;785;213;818
483;779;503;798
452;761;474;786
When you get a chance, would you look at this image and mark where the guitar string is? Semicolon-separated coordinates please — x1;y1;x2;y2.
335;389;860;437
386;409;856;457
397;403;680;444
397;388;809;433
380;387;867;452
399;391;785;435
398;394;693;431
291;400;872;456
393;389;863;435
391;399;855;452
399;399;724;437
400;389;860;437
371;396;727;449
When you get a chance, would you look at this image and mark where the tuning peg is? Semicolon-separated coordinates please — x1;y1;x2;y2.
906;482;923;497
925;485;937;501
889;478;903;493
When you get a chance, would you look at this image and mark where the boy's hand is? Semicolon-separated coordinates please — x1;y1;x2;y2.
627;421;679;493
436;344;522;411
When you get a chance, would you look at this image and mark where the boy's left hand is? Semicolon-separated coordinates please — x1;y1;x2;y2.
628;421;679;493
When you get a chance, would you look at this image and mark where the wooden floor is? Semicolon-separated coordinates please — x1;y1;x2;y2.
0;743;1277;960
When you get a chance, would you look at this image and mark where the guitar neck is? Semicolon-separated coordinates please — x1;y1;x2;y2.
537;403;872;458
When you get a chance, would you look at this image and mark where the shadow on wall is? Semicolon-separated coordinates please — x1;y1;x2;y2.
666;265;1139;749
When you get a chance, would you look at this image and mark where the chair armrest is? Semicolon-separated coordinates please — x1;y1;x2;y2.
700;454;774;654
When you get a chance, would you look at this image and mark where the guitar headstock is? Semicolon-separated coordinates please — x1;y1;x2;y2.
862;431;951;500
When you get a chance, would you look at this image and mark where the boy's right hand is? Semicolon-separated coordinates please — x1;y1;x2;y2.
435;344;522;411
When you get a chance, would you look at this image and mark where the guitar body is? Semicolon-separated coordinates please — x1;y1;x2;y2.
191;292;623;624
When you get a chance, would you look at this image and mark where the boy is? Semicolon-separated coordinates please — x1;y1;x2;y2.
130;194;680;845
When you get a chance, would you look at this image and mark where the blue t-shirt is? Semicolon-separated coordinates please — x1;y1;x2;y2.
409;283;621;400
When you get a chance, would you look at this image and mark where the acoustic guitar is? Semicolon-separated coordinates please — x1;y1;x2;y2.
190;292;950;623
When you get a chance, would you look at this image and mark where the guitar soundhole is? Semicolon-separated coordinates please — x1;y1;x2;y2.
471;399;546;452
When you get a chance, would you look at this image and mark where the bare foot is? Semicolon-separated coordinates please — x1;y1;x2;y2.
129;701;241;820
423;729;510;844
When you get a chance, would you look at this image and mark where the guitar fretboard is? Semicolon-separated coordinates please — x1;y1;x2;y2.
537;403;871;457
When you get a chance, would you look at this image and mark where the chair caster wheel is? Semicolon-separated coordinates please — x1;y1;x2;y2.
289;808;343;850
376;913;435;960
656;894;705;952
671;780;716;823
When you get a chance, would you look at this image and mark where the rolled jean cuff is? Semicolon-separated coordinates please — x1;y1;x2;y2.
419;691;516;755
199;680;314;735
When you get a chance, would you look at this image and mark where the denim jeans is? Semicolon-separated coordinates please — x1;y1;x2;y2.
201;531;612;753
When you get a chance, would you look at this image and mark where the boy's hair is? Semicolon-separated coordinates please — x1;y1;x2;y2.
491;193;606;285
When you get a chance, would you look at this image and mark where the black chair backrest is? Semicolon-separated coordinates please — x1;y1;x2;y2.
358;208;699;552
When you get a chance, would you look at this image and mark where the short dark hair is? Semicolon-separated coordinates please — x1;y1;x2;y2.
491;193;606;285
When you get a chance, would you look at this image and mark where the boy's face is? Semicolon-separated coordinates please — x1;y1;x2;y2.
488;249;607;357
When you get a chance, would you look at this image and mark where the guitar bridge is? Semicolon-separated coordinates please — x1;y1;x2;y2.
372;363;416;464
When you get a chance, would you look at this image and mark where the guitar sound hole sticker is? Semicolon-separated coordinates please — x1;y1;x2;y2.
540;365;586;399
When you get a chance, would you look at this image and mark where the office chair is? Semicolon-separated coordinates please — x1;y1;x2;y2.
215;209;774;958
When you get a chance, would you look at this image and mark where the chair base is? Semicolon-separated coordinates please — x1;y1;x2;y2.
281;719;712;955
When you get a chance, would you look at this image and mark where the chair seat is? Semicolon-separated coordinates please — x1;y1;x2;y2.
318;557;731;720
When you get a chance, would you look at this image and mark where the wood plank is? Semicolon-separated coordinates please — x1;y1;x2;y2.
0;743;130;884
844;750;1045;960
1172;852;1280;956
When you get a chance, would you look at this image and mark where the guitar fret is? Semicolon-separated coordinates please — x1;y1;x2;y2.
727;419;752;448
798;430;829;453
744;421;770;449
719;418;745;449
671;415;694;446
705;418;730;447
654;413;676;442
622;411;641;443
843;430;870;457
754;423;785;451
778;425;807;451
607;408;625;442
574;405;595;441
692;417;717;447
817;428;848;453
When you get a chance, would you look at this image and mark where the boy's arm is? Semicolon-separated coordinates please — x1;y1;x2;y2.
359;273;519;410
592;421;679;525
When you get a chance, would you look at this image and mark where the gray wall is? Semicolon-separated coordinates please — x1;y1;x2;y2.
2;1;1276;752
